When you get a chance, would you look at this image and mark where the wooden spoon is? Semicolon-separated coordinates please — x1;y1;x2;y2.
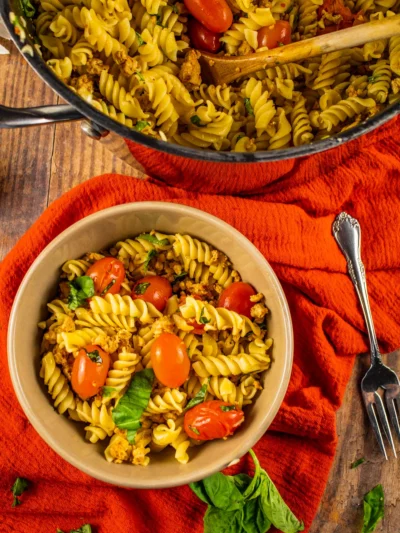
198;15;400;85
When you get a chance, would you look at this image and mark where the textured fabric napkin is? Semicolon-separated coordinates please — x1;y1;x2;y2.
1;118;400;533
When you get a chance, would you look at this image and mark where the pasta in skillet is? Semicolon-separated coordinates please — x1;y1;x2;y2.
39;231;272;465
19;0;399;152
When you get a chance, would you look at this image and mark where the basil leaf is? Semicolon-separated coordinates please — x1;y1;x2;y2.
20;0;35;17
67;276;95;311
368;75;379;83
134;282;150;295
220;405;236;412
244;98;254;116
191;115;205;127
202;473;245;511
11;477;29;507
362;485;384;533
174;272;187;282
189;425;200;435
240;498;272;533
134;120;150;132
184;380;209;412
204;506;241;533
137;233;170;246
86;349;102;363
101;279;115;296
135;71;144;82
199;307;211;324
102;386;117;398
351;457;365;469
112;368;154;443
144;249;157;273
136;31;145;45
70;526;92;533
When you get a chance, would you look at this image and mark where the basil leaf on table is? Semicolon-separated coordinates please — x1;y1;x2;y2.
204;507;241;533
191;472;244;511
351;458;365;469
11;477;29;507
362;485;384;533
112;368;154;443
240;498;272;533
184;379;209;412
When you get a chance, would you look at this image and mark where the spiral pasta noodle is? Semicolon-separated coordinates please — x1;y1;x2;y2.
40;352;76;414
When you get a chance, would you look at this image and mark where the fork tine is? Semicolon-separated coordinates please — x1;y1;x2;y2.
374;392;397;458
386;394;400;440
364;398;388;460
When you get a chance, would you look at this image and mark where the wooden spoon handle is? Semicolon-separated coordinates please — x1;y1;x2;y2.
201;15;400;85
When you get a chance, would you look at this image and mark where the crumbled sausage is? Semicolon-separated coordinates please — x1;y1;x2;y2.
179;49;202;89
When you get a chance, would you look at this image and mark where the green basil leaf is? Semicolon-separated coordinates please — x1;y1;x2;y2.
202;473;245;511
135;71;144;81
189;425;200;435
351;457;365;469
134;282;150;295
199;307;211;324
191;115;205;127
70;525;92;533
244;98;254;116
101;279;116;296
136;31;145;45
112;368;154;443
102;386;117;398
11;477;29;507
174;272;187;282
143;249;157;273
67;276;95;311
86;349;102;363
184;379;209;412
368;75;380;83
204;506;241;533
362;485;384;533
20;0;35;17
134;120;150;132
138;233;170;246
240;497;272;533
220;405;236;412
172;3;179;12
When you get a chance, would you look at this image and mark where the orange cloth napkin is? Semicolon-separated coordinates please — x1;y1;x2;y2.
1;119;400;533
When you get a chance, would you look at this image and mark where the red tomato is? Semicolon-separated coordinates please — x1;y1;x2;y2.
218;282;256;318
184;400;245;440
317;0;354;22
184;0;233;33
86;257;125;296
188;18;221;53
150;333;190;388
187;319;206;335
132;275;172;312
71;345;110;400
257;21;292;49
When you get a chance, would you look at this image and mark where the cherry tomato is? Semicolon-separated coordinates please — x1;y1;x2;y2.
71;345;110;400
184;400;245;440
86;257;125;296
184;0;233;33
188;18;221;53
187;319;206;335
218;282;256;318
150;333;190;388
132;275;172;312
317;0;354;22
257;21;292;49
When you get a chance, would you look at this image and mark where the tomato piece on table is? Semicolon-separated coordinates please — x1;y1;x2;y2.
257;21;292;49
218;281;256;318
86;257;125;296
184;0;233;33
184;400;245;440
132;275;172;312
188;18;222;53
71;345;110;400
150;332;190;388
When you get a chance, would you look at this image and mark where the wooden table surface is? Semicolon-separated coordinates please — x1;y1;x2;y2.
1;41;399;533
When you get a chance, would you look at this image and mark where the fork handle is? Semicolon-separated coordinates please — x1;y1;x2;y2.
333;212;381;365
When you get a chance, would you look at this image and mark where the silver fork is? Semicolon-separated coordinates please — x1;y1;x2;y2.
333;212;400;459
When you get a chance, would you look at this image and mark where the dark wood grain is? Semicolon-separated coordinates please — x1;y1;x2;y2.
1;40;399;533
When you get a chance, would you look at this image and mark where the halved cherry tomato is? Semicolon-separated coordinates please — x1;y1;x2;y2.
150;332;190;388
184;400;245;440
86;257;125;296
188;18;222;53
132;275;172;312
71;345;110;400
257;21;292;49
184;0;233;33
218;282;256;319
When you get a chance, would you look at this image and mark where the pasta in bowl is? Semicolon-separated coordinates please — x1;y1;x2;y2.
8;202;293;487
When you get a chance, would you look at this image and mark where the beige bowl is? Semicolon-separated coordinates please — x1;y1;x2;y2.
8;202;293;488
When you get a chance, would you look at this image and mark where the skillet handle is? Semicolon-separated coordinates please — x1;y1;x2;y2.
0;103;83;127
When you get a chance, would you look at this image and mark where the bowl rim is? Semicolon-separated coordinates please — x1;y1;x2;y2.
8;201;294;488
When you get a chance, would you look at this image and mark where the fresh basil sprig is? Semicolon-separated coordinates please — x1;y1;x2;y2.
138;233;170;246
11;477;29;507
184;379;209;412
362;485;384;533
190;449;304;533
112;368;154;443
67;276;95;310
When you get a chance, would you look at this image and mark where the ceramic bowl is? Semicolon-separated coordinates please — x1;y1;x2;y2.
8;202;293;488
